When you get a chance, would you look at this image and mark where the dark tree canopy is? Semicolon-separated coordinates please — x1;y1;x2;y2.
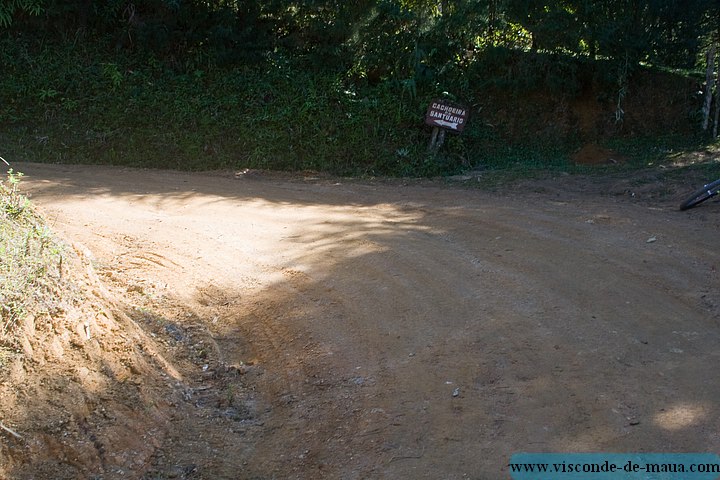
2;0;715;74
1;0;718;135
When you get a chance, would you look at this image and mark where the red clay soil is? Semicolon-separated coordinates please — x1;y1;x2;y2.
1;161;719;479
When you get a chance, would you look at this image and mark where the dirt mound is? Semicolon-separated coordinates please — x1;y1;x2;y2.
0;243;167;478
0;240;262;479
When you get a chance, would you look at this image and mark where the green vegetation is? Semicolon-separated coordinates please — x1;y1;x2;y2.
0;169;64;338
1;41;461;176
0;1;718;176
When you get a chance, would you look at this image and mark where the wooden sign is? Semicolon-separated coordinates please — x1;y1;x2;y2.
425;99;469;133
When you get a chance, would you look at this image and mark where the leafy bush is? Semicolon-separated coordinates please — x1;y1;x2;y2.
0;37;475;176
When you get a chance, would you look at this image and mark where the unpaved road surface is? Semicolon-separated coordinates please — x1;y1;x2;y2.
16;162;720;479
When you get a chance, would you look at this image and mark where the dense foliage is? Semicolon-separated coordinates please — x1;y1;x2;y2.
4;1;714;73
0;1;716;175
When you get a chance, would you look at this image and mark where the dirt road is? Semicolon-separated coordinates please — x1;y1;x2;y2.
15;162;720;479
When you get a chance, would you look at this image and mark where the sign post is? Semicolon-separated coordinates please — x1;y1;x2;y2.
425;99;469;150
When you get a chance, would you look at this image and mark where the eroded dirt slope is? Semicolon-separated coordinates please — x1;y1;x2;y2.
7;162;720;479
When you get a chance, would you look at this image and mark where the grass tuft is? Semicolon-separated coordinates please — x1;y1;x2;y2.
0;169;65;339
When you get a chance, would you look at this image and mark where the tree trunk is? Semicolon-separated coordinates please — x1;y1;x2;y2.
703;44;716;131
489;0;497;35
714;56;720;137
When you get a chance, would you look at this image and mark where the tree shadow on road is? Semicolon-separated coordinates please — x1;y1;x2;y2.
6;161;720;479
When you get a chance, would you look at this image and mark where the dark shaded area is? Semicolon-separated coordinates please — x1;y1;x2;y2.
5;1;715;74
